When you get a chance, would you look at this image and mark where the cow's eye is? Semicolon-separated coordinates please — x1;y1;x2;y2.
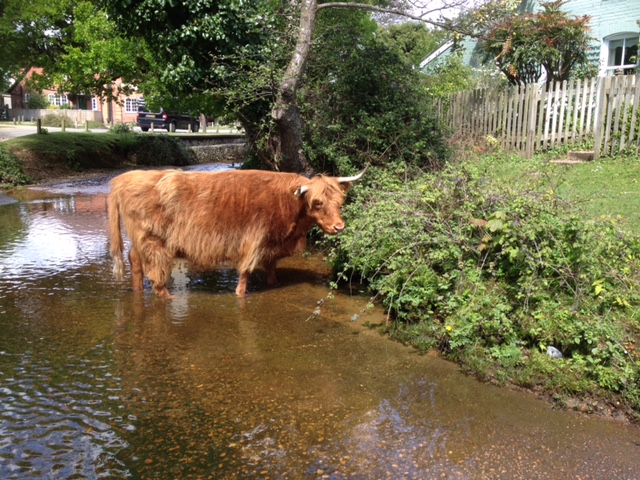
312;200;324;209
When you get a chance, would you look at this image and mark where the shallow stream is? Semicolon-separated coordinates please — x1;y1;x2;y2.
1;164;639;479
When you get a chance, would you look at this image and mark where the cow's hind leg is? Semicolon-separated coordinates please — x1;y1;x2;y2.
236;270;250;297
129;247;144;292
141;235;174;299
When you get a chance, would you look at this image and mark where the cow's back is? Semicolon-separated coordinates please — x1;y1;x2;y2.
156;170;306;272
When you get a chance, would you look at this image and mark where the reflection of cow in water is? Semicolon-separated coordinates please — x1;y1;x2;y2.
107;169;364;297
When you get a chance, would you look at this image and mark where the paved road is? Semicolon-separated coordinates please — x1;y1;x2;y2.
0;123;242;141
0;123;106;141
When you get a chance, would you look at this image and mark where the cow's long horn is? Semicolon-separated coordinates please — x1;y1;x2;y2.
337;168;366;184
294;185;309;197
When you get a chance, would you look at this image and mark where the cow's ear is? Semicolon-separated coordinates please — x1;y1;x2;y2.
294;185;309;197
338;182;352;192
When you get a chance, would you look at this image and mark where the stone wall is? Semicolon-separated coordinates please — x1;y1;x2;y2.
181;137;248;164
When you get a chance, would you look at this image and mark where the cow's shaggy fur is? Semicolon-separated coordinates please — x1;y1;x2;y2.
107;169;355;297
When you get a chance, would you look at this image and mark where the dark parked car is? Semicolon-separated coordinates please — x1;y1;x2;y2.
136;105;200;133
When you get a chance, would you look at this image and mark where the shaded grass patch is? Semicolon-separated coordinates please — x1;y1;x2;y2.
2;132;195;184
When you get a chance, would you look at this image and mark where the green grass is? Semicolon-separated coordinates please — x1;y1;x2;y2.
1;132;195;185
472;151;640;235
552;159;640;234
6;132;138;169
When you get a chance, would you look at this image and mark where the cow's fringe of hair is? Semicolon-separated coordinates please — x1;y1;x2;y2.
107;189;126;281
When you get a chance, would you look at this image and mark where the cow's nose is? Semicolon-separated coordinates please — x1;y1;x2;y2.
333;223;345;233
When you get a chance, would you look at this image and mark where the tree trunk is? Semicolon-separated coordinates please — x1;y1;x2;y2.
271;0;316;175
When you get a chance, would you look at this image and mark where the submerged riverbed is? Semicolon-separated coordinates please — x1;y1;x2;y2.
1;164;639;479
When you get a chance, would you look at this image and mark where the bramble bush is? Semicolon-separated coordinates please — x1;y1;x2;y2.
331;162;640;412
0;144;32;186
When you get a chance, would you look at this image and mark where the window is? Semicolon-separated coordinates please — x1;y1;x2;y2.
91;97;98;111
24;93;31;103
124;97;139;113
48;94;69;106
603;34;638;76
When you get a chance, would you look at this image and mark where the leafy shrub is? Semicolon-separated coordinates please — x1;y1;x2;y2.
109;123;133;134
332;162;640;410
301;13;450;174
41;114;72;128
25;92;49;109
0;144;32;185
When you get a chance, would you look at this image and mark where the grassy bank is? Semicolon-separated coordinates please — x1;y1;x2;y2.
0;132;195;186
478;152;640;236
332;152;640;421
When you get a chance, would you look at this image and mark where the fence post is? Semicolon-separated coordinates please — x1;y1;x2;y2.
526;86;538;158
85;120;89;132
593;77;608;160
628;77;640;155
61;117;66;132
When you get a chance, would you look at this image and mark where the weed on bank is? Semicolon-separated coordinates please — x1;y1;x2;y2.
332;156;640;417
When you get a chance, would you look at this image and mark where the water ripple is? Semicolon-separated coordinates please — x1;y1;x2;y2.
0;349;132;479
0;202;108;285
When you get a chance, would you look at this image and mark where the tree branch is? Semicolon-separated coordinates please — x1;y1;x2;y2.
317;2;448;29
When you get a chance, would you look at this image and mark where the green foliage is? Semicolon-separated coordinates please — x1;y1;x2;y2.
0;0;143;100
0;0;74;91
380;22;447;69
477;0;593;86
25;92;50;109
131;135;195;166
2;132;194;184
101;0;278;117
332;161;640;409
0;144;32;186
109;123;133;134
41;114;72;128
48;1;147;99
301;12;450;174
422;53;508;98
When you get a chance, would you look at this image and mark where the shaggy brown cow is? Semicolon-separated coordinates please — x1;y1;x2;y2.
107;168;364;298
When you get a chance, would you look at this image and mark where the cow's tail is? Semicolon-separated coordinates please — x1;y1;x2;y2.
107;190;125;281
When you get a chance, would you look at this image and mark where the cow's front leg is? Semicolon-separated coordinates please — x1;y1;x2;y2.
236;271;250;297
264;259;278;288
142;235;174;299
129;247;144;292
152;284;174;299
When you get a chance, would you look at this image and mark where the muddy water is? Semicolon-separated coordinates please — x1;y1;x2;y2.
1;166;639;479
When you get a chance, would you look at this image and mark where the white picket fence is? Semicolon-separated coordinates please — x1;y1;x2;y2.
436;75;640;159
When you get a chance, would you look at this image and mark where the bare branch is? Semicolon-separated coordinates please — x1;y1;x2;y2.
316;0;495;37
317;2;448;28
